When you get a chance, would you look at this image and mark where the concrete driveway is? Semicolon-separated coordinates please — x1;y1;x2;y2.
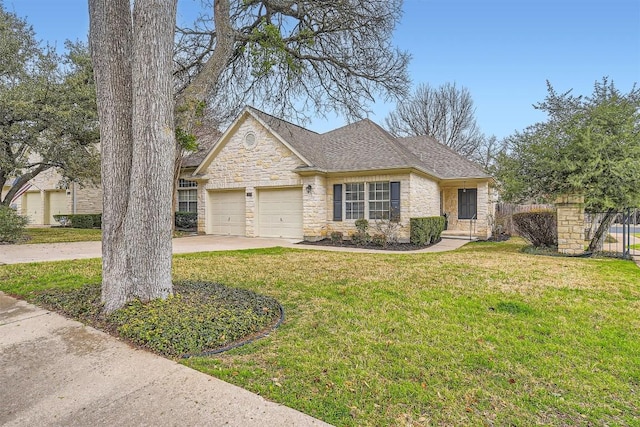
0;235;471;264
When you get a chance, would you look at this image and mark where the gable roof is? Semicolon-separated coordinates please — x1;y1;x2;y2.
182;126;222;168
192;106;491;181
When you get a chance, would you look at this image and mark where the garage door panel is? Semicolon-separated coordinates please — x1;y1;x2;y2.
258;188;303;239
208;190;245;236
24;192;43;225
47;191;68;225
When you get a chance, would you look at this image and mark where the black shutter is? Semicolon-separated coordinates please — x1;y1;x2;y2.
333;184;343;221
390;181;400;221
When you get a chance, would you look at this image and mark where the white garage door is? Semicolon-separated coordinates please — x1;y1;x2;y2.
47;191;68;225
258;187;303;239
208;190;246;236
24;192;43;225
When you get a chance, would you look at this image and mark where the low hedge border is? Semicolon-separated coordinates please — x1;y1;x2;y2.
53;214;102;229
410;216;446;245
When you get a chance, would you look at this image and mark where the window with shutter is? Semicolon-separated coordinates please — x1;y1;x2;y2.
333;184;343;221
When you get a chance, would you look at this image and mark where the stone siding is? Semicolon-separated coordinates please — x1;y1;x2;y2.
409;173;440;218
556;195;585;255
73;185;103;214
441;181;492;238
302;175;327;241
197;115;306;235
326;174;413;241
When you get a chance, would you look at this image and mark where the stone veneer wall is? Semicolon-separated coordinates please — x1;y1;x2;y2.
302;175;327;241
73;185;103;214
196;115;306;235
556;194;585;255
325;173;414;241
409;173;441;219
441;181;491;238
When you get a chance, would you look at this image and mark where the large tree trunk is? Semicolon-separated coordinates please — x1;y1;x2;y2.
127;0;177;302
89;0;177;313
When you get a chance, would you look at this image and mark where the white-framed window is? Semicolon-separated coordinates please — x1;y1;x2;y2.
178;179;197;213
345;182;365;219
333;181;400;222
368;181;390;220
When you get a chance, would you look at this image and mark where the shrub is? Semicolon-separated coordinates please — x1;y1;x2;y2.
372;219;400;246
91;214;102;229
410;216;446;246
329;231;343;244
512;210;557;248
371;233;387;247
71;214;96;229
350;230;371;246
175;211;197;230
0;205;28;243
355;218;369;233
54;213;102;229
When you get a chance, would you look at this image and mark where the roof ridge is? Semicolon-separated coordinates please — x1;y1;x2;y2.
246;105;320;135
399;134;488;173
364;120;442;177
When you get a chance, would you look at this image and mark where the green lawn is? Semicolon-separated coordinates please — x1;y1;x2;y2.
21;227;102;244
1;240;638;426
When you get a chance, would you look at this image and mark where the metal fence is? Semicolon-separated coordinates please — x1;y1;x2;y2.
586;208;639;258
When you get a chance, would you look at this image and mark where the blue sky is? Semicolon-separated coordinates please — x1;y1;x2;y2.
6;0;639;139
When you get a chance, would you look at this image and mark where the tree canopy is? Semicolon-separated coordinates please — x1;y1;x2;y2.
384;82;501;168
495;78;640;251
174;0;411;128
495;78;640;211
0;6;99;205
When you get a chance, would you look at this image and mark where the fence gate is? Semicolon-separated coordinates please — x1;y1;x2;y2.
587;208;639;258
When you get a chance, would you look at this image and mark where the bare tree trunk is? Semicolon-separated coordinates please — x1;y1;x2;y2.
89;0;134;313
90;0;177;313
588;208;616;253
127;0;177;302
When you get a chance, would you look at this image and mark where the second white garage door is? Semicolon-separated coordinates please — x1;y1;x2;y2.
208;190;246;236
258;187;303;239
47;191;68;225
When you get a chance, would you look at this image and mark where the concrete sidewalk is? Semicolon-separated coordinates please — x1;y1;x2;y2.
0;292;332;427
0;235;471;264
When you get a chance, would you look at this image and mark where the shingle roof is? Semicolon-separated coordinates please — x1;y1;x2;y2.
396;136;490;179
182;125;222;168
194;106;491;181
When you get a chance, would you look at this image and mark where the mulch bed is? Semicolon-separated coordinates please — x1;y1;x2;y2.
297;238;441;251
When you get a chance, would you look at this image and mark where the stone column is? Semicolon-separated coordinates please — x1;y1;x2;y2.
556;194;585;255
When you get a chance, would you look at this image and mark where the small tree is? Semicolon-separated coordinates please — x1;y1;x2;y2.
495;78;640;252
0;6;99;204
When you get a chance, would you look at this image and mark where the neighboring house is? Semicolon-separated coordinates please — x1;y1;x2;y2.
185;106;495;241
2;166;102;226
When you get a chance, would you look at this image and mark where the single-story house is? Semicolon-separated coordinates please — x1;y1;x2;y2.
184;106;495;241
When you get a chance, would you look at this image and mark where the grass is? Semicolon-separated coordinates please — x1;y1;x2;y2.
21;227;102;244
1;239;638;426
18;227;194;244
